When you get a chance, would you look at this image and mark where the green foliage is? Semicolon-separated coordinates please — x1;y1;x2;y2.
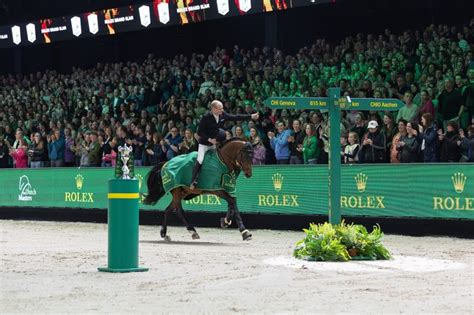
293;221;391;262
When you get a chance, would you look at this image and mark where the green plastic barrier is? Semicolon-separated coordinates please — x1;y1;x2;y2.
0;164;472;220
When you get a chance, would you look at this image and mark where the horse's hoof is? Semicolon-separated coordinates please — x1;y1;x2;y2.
220;217;232;228
241;230;252;241
191;231;200;240
164;235;172;242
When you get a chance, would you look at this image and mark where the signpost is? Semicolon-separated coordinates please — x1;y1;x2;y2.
264;92;404;224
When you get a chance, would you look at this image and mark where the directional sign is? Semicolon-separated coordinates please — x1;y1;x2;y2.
263;93;406;225
263;97;404;111
262;97;328;109
343;98;404;111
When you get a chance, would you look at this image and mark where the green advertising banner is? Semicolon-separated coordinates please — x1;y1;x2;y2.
0;164;473;220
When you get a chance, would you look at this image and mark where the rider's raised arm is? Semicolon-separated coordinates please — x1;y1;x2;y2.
221;112;251;122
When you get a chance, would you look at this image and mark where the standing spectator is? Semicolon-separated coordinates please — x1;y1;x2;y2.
87;132;102;167
144;132;165;166
133;126;146;166
102;137;118;167
64;128;75;167
382;113;397;159
268;121;291;164
416;90;436;123
29;133;46;168
459;128;470;162
288;120;305;164
438;78;464;130
390;120;407;163
397;122;420;163
8;138;28;168
359;120;386;163
0;134;10;168
438;121;461;162
47;129;65;167
396;92;418;123
250;128;266;165
462;68;474;126
342;132;360;164
419;113;439;162
465;125;474;162
299;123;319;164
349;113;366;142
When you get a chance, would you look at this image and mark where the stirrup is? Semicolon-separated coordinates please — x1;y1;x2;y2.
190;180;198;189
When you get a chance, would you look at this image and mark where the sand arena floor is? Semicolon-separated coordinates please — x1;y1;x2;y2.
0;220;473;314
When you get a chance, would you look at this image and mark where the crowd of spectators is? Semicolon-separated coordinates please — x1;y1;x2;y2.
1;21;473;169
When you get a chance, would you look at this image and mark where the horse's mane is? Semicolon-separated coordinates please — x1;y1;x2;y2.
218;137;246;149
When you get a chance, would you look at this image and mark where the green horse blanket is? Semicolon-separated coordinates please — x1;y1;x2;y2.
161;150;237;196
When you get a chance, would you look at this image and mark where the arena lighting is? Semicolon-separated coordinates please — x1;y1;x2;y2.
0;0;335;48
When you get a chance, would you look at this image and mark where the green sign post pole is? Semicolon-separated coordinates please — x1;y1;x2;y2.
263;93;403;224
328;88;341;224
98;179;148;273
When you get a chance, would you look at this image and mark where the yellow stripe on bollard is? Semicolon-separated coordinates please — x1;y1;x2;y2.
107;193;140;199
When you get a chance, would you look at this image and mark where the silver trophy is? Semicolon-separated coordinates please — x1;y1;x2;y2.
118;144;133;179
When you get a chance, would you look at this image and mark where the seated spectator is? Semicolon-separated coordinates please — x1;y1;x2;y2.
163;127;183;160
179;128;198;155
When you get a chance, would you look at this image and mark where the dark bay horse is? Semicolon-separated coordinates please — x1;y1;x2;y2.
143;139;254;241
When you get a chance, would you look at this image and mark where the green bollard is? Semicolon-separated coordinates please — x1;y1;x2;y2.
98;179;148;273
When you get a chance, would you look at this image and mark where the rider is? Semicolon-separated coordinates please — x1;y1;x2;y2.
190;100;259;189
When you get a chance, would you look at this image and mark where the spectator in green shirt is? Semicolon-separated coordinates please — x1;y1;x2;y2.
397;92;418;123
298;123;319;164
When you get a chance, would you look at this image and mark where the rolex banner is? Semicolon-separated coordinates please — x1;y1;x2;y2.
0;165;473;220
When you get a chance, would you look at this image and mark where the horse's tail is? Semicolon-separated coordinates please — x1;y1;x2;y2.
142;162;166;206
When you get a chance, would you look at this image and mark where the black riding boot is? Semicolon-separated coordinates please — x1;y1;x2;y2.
190;162;202;189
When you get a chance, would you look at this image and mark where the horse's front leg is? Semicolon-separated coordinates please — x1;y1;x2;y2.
231;198;252;241
215;191;251;240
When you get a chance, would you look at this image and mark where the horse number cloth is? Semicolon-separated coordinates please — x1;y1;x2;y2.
161;150;237;196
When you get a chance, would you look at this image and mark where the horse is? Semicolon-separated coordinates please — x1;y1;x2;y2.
143;138;254;241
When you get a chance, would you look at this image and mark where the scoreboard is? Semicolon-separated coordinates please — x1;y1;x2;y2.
0;0;334;48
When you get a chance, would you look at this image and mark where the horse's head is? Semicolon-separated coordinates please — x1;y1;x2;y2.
219;138;254;178
237;141;253;178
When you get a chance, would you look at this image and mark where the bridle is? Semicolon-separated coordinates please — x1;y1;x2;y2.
218;140;253;174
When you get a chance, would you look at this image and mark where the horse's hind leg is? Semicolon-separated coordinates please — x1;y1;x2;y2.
161;203;174;241
176;204;200;240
